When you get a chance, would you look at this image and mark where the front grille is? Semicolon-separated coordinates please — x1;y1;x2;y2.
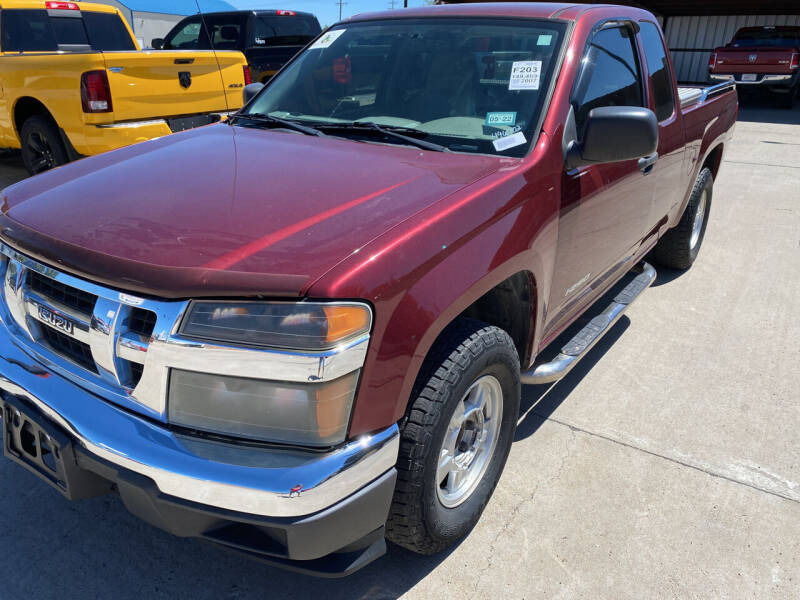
129;362;144;387
128;308;156;338
28;271;96;316
39;323;96;372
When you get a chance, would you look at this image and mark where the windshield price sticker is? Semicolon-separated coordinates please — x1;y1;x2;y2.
310;29;346;50
493;131;527;152
537;34;553;46
486;112;517;126
508;61;542;90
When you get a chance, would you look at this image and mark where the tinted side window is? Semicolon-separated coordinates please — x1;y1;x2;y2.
1;10;57;51
83;12;136;51
165;17;206;49
639;22;674;122
571;25;643;138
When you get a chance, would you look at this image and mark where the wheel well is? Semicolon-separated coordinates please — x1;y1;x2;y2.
702;144;724;179
458;271;535;366
13;97;55;138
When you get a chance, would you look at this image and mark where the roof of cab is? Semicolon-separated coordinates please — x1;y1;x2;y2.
0;0;118;13
344;2;653;23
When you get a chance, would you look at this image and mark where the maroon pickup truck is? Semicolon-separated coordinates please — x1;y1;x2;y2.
710;25;800;107
0;3;736;577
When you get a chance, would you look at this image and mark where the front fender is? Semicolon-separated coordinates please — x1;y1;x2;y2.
309;137;562;437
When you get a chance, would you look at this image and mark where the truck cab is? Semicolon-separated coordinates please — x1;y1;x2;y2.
153;10;322;84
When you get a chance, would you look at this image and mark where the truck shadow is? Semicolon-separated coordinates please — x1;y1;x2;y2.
736;100;800;126
516;316;631;442
0;150;27;190
0;463;455;600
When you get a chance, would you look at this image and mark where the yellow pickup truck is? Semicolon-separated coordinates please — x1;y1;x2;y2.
0;0;249;174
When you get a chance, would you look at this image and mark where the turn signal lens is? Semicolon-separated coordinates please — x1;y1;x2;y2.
180;302;372;350
243;65;252;85
323;305;370;345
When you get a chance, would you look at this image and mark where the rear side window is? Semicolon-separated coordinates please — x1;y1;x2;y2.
732;29;800;48
251;15;321;46
639;22;674;122
0;9;134;52
1;10;58;51
83;12;136;51
164;15;246;50
571;25;644;138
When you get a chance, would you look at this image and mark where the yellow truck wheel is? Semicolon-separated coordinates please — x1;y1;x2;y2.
20;116;69;176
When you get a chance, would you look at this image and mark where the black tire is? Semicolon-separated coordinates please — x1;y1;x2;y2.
778;88;796;109
386;319;520;554
651;167;713;270
20;115;69;175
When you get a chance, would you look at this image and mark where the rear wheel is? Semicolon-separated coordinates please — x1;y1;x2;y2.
20;116;69;175
651;167;713;270
386;320;520;554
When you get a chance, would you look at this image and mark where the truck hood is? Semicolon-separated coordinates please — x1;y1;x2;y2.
0;124;506;298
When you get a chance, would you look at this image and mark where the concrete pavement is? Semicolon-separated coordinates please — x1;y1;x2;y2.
0;103;798;599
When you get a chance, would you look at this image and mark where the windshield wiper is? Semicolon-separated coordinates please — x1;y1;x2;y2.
317;122;449;152
230;113;326;137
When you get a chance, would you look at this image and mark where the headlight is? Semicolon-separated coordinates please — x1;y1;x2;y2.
179;301;371;350
168;369;359;446
171;301;371;446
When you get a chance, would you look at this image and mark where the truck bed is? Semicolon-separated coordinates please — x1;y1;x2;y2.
678;80;736;108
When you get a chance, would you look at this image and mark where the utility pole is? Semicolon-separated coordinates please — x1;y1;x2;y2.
336;0;347;20
388;0;396;8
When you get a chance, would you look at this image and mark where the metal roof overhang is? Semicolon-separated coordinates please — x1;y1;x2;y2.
435;1;800;17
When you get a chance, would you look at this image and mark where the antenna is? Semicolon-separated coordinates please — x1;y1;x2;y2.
335;0;347;20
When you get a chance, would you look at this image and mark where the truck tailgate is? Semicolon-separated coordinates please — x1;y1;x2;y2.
102;50;246;121
716;48;795;73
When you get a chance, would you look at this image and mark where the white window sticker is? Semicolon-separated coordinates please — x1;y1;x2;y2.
310;29;346;50
493;131;527;152
537;34;553;46
508;60;542;90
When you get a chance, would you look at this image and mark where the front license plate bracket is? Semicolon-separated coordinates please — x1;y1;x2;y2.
1;395;112;500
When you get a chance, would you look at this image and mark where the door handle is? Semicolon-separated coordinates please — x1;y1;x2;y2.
638;153;659;174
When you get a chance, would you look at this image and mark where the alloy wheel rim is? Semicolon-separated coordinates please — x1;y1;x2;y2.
28;132;56;173
436;375;503;508
690;190;707;250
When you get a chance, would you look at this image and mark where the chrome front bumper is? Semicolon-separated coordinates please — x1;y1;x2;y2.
0;322;399;518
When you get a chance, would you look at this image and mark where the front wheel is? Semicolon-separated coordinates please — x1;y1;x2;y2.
651;167;713;270
20;116;69;175
386;320;520;554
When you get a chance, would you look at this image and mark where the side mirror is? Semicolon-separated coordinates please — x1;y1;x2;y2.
566;106;658;169
151;38;165;49
243;82;265;104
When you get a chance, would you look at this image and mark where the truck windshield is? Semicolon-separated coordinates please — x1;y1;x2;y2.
244;18;566;157
731;30;800;48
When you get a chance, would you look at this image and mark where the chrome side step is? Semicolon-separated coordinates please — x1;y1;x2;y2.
522;262;657;385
